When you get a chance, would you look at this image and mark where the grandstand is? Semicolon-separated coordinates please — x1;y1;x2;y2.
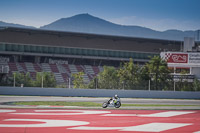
0;27;185;84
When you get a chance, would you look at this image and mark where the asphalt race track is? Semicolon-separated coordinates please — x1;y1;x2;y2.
1;96;200;110
1;96;200;105
0;96;200;132
0;109;200;133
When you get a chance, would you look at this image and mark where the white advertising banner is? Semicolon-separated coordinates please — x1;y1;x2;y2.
161;52;200;65
189;53;200;64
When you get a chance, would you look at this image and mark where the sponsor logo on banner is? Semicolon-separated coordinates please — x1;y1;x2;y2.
189;53;200;64
164;53;188;63
49;59;68;64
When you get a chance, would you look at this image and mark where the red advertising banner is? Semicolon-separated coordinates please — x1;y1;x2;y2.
164;53;188;63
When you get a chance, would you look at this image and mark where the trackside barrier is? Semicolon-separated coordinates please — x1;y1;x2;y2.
0;87;200;99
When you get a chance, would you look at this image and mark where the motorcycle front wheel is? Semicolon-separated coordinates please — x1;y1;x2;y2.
102;102;108;108
115;101;121;108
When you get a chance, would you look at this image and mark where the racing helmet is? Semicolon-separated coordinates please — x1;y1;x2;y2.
115;94;118;98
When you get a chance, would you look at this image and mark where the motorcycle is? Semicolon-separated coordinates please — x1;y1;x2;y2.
102;97;121;108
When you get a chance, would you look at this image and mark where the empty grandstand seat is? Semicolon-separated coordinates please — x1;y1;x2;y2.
84;65;95;75
61;73;69;82
49;64;59;73
54;72;65;83
19;63;27;72
62;64;71;73
25;62;36;72
76;65;84;72
41;63;51;72
33;63;42;72
7;61;104;85
8;62;18;72
92;66;100;75
69;64;78;74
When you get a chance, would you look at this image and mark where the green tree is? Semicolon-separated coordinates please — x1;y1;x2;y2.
97;66;119;89
146;56;171;90
43;72;56;87
72;72;86;88
0;75;13;86
34;72;42;87
23;72;33;87
175;70;192;91
193;78;200;91
87;76;97;89
33;72;56;87
117;58;142;89
13;72;33;87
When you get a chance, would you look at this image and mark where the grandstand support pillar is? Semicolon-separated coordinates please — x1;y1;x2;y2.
99;60;102;66
13;55;18;62
35;56;40;63
19;55;22;62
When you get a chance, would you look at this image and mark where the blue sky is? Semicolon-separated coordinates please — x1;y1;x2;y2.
0;0;200;31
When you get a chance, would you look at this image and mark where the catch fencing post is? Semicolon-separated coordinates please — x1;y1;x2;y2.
148;80;151;91
174;81;176;91
13;73;16;87
41;74;43;88
96;78;98;89
69;77;71;88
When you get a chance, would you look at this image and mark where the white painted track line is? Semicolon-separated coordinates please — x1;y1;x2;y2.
103;111;195;117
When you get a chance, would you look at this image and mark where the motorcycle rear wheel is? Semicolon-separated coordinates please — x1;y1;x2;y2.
102;102;108;108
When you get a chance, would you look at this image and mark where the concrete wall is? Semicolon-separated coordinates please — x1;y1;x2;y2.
0;87;200;99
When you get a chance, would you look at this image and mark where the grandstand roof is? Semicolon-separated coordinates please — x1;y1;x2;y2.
0;27;182;53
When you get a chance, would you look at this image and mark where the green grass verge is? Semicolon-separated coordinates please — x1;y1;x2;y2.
123;104;199;107
12;101;200;107
13;101;102;107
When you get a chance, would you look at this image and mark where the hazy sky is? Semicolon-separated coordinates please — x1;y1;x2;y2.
0;0;200;31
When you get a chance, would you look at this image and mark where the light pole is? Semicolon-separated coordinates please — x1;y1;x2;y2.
148;79;151;91
96;77;98;89
13;73;16;87
41;73;43;88
69;77;71;88
174;80;176;91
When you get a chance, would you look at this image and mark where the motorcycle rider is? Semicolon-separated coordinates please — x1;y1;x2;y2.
108;94;119;104
102;94;121;108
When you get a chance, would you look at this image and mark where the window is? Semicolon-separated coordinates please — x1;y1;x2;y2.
43;46;48;53
18;45;24;52
24;45;30;52
0;44;6;51
55;47;60;54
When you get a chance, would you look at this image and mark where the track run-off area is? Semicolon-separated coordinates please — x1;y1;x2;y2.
0;109;200;133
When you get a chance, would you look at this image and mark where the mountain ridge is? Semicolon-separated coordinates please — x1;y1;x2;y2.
40;14;199;41
1;14;199;41
0;21;35;29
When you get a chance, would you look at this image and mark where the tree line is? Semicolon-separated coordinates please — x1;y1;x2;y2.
0;72;56;87
73;56;200;91
0;56;200;91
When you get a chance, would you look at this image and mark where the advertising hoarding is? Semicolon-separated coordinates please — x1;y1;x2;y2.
161;52;200;64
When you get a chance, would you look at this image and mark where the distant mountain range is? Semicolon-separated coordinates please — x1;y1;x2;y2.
0;21;35;29
1;14;199;41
